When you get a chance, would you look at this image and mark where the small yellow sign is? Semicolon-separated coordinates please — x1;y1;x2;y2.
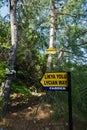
40;72;68;87
46;48;57;54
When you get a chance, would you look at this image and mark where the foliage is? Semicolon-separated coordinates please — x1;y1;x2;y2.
0;20;10;61
47;91;68;118
0;96;3;105
11;84;31;98
71;65;87;119
0;0;87;127
0;62;6;83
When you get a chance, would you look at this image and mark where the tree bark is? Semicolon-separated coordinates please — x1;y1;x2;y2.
1;0;18;116
57;47;65;69
46;0;55;71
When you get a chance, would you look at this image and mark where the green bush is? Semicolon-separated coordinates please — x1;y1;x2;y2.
11;83;31;98
0;62;6;83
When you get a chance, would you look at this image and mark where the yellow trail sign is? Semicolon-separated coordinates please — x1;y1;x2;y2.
40;72;73;130
46;48;57;54
40;72;69;91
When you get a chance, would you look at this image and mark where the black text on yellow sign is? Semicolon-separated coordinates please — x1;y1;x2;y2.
40;72;69;91
40;72;69;88
40;72;73;130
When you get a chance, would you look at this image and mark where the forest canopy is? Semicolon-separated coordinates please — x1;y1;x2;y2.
0;0;87;129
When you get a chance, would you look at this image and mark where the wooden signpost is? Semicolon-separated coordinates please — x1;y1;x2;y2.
40;72;73;130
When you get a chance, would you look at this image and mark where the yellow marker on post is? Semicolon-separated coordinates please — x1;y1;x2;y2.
46;48;57;54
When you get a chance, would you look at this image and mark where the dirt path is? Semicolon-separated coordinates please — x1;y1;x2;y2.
0;93;87;130
0;93;60;130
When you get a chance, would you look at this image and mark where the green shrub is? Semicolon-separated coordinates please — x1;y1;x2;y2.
0;62;6;83
11;83;31;98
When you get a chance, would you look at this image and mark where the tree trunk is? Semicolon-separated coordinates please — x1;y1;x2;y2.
1;0;18;116
57;47;65;69
46;0;55;71
46;0;55;102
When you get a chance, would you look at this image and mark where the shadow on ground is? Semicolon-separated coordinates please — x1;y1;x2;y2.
0;93;87;130
0;93;66;130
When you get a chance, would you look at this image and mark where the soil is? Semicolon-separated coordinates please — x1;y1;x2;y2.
0;92;87;130
0;93;62;130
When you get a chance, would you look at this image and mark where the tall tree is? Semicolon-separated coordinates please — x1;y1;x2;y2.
46;0;55;71
1;0;18;116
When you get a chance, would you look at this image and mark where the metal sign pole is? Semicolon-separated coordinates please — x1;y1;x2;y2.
40;72;73;129
68;72;73;130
